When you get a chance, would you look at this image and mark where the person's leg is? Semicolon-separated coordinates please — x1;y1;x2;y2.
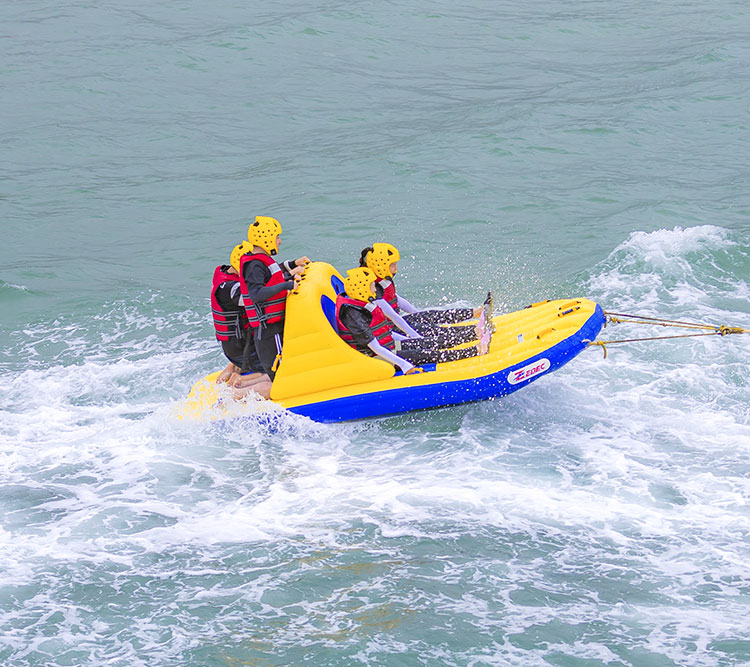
233;376;273;400
225;327;278;399
399;324;476;350
216;361;237;384
254;321;285;380
233;372;268;388
221;335;263;383
399;343;478;366
234;330;265;375
218;337;249;383
404;308;474;330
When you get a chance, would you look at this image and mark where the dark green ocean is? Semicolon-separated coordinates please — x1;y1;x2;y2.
2;1;749;665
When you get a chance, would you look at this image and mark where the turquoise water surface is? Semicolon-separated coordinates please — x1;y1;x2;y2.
2;2;749;665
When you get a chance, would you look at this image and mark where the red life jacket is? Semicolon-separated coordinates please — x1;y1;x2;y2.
335;295;394;352
377;278;399;312
211;266;249;341
238;253;289;328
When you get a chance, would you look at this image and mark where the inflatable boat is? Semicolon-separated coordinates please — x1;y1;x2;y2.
179;262;605;423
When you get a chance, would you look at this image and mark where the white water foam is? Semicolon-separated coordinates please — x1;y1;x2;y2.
1;226;748;664
0;281;29;292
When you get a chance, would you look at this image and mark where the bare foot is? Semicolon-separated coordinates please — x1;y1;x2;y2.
216;363;236;384
233;372;268;389
477;320;492;355
232;380;272;400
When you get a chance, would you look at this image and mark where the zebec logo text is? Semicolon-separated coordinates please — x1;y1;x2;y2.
508;358;551;385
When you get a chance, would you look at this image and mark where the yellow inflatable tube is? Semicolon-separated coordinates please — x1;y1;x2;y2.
179;262;605;423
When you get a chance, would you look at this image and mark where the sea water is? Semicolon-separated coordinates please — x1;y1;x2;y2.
1;1;749;665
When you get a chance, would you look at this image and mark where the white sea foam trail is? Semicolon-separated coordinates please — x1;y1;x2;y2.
1;280;29;292
1;227;749;665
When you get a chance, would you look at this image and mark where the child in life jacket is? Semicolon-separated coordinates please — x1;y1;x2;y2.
211;242;272;398
237;216;310;380
335;268;488;375
359;243;488;350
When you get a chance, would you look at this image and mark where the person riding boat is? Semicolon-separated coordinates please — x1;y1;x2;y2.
335;267;488;375
359;243;488;348
211;242;272;398
237;216;310;380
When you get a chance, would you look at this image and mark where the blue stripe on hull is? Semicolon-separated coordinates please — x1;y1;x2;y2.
289;305;605;423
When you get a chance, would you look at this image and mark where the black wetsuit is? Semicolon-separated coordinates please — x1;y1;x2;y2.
374;283;476;348
241;258;297;379
214;273;264;373
338;305;476;366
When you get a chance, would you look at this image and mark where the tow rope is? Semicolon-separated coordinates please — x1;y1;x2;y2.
587;311;749;358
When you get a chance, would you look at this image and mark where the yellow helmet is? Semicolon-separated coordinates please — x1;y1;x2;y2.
364;242;400;279
247;216;282;255
230;241;251;273
343;267;377;303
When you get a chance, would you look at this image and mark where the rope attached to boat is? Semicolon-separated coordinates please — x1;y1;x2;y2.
586;311;749;358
